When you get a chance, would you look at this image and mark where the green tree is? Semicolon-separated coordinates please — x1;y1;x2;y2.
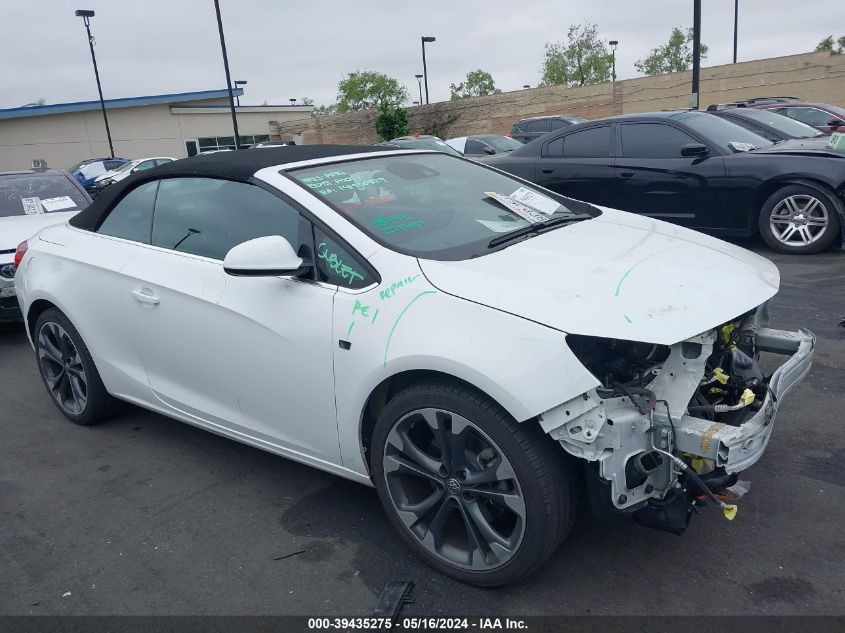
374;102;409;140
335;70;409;113
635;27;709;75
313;103;337;116
449;69;501;99
816;35;845;54
541;23;613;87
301;97;314;105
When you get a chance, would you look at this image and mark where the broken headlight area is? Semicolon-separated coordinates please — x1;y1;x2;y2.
540;304;814;535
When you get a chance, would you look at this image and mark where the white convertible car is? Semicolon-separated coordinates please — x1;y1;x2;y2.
13;147;814;586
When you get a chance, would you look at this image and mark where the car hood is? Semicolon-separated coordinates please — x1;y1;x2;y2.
418;208;780;345
0;212;78;258
750;136;844;157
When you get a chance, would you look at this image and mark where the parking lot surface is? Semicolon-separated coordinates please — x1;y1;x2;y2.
1;242;843;616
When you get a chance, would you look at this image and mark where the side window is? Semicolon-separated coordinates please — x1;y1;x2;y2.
563;126;612;158
151;178;301;260
314;227;370;289
549;118;567;130
620;124;695;158
463;139;487;155
97;181;158;243
784;107;831;127
544;136;564;157
527;119;550;134
136;160;156;171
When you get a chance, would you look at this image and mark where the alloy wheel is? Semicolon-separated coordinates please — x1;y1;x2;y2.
382;407;526;571
38;322;88;416
769;194;829;246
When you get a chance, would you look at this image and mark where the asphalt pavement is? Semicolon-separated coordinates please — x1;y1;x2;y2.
1;241;843;616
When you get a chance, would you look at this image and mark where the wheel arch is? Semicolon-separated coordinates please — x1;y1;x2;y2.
25;298;60;342
756;177;845;247
358;369;515;473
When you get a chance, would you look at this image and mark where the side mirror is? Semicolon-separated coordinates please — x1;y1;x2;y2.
130;167;140;174
828;119;845;128
681;143;709;157
482;146;496;155
223;235;307;277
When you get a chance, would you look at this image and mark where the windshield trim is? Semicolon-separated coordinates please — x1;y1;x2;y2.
284;153;602;261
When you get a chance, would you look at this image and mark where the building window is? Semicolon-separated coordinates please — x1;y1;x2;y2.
196;135;270;152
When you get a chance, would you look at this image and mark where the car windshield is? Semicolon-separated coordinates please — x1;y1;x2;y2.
113;161;138;174
676;111;774;152
290;152;599;260
392;139;463;156
732;109;824;138
0;174;88;218
479;136;524;151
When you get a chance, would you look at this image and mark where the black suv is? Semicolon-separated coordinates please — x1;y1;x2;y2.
511;115;588;143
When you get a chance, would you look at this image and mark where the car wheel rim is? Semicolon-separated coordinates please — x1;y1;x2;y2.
37;322;88;415
769;194;829;246
382;407;526;571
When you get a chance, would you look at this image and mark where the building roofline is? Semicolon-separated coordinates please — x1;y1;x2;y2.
0;88;245;120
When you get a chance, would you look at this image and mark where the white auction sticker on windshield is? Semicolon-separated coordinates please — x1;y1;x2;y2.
21;197;42;214
484;192;548;223
40;196;77;212
728;141;756;152
509;187;560;215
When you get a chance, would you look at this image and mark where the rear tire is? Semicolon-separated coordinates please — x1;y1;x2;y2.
34;308;117;426
758;184;841;254
371;379;574;586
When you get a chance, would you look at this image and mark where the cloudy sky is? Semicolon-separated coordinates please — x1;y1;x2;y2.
0;0;840;109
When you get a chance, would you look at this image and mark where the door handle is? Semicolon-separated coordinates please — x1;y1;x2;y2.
541;168;554;174
620;171;635;178
131;288;160;305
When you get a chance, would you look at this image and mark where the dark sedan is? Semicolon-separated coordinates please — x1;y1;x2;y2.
483;111;845;254
709;107;826;142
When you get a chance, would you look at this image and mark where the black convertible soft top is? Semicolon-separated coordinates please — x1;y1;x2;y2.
70;145;395;231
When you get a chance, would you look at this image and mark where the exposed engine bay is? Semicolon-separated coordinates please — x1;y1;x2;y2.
539;302;815;535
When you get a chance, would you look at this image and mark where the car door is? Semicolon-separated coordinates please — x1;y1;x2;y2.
533;124;617;206
120;176;341;462
614;122;726;229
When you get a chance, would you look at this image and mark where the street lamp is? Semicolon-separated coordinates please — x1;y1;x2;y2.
233;79;247;106
213;0;241;149
691;0;702;109
74;10;114;158
523;84;530;89
414;74;423;106
413;101;419;106
609;40;618;82
421;36;435;104
289;99;297;105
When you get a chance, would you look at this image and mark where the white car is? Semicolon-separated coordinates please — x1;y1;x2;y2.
0;168;90;321
13;147;814;585
446;134;524;157
93;156;176;192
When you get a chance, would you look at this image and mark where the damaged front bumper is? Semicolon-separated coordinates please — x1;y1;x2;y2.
673;328;815;473
540;324;815;518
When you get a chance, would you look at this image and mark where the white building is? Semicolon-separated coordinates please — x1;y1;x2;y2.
0;88;313;171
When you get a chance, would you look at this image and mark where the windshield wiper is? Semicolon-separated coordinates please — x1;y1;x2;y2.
487;214;592;248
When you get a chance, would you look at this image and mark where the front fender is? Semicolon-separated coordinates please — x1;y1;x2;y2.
332;273;599;477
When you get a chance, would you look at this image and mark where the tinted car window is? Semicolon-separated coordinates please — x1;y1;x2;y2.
0;174;89;218
675;111;772;152
722;117;779;142
151;178;300;260
104;160;125;171
526;120;550;133
621;123;696;158
563;126;611;158
97;181;158;242
782;107;834;127
135;160;157;171
544;137;564;157
314;227;370;289
550;119;567;130
463;139;488;155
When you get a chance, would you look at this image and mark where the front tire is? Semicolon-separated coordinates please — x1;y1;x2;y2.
34;308;117;426
371;380;574;586
758;184;841;254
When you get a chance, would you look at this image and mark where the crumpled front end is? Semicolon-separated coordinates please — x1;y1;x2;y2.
539;303;815;534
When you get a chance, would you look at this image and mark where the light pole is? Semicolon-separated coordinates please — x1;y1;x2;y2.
523;84;530;89
233;79;247;106
733;0;738;63
412;101;419;106
213;0;241;149
691;0;701;109
74;10;114;158
289;99;297;105
421;36;435;104
414;74;423;106
609;40;618;81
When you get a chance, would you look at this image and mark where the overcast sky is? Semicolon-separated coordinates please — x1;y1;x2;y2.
0;0;840;109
